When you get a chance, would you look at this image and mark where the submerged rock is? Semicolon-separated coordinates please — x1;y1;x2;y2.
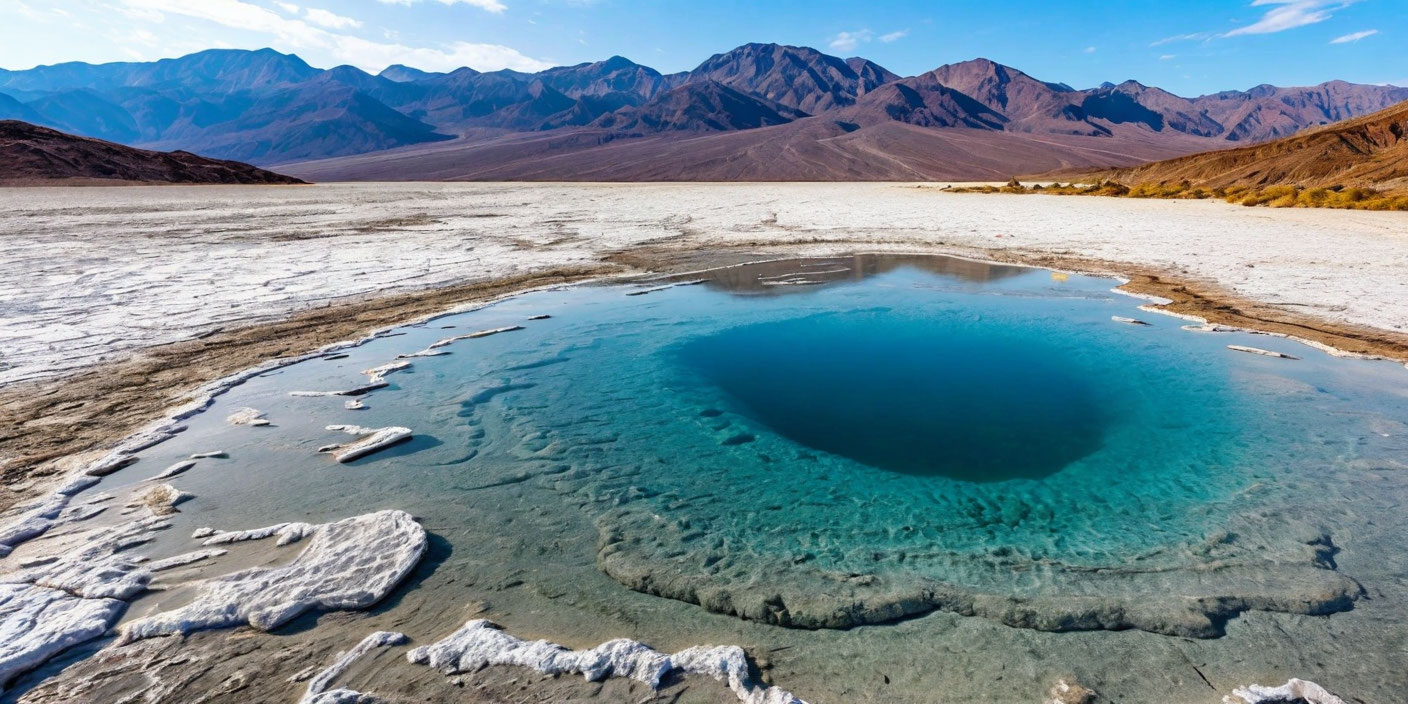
119;510;425;642
132;484;193;515
1047;678;1097;704
1111;316;1150;326
408;619;805;704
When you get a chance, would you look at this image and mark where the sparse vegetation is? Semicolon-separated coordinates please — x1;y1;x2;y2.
947;179;1408;211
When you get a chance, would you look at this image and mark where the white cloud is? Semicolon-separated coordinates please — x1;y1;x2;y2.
827;29;873;52
1151;31;1213;46
304;7;360;29
273;1;299;14
9;0;72;22
879;29;909;43
1083;46;1096;53
378;0;507;14
1222;0;1353;38
1330;29;1378;43
118;0;549;71
1159;53;1177;60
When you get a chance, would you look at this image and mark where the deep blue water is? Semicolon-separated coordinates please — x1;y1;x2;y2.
678;311;1111;481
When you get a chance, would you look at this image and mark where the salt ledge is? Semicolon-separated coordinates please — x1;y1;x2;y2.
120;509;425;642
298;630;408;704
407;619;805;704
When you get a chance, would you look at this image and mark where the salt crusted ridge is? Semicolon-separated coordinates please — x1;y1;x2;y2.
324;425;413;463
0;513;171;690
120;510;425;642
2;506;424;691
298;630;408;704
407;619;806;704
1226;678;1345;704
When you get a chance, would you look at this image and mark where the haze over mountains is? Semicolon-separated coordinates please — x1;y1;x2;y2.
2;44;1404;181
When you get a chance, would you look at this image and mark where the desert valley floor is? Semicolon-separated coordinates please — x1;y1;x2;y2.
3;183;1408;704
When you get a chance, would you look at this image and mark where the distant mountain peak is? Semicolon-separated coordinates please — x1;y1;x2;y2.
379;64;443;83
686;42;897;113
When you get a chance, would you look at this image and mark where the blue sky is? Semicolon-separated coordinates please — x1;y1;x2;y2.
1;0;1403;95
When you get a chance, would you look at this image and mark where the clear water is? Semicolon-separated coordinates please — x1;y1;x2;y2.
83;255;1408;703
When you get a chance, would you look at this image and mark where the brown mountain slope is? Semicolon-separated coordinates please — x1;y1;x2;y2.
280;118;1210;182
1079;99;1408;190
591;80;807;132
0;120;305;185
683;43;896;113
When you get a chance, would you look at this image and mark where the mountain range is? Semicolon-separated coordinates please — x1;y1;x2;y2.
2;44;1405;180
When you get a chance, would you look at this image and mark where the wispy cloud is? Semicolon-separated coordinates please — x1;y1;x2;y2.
377;0;507;14
1150;31;1213;47
1082;46;1096;53
1330;28;1378;43
273;1;299;14
303;7;360;29
827;29;872;52
879;29;909;43
119;0;549;71
1222;0;1353;38
1159;54;1177;60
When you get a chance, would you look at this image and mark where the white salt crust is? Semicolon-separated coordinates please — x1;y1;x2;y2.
1227;344;1300;360
298;630;408;704
408;619;806;704
225;407;267;426
324;425;414;463
1226;678;1345;704
0;508;425;692
120;510;426;642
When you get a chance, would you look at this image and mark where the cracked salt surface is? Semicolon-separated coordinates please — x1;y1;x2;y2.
3;183;1407;387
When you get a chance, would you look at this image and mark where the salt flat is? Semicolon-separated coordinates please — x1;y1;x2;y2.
2;182;1407;386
